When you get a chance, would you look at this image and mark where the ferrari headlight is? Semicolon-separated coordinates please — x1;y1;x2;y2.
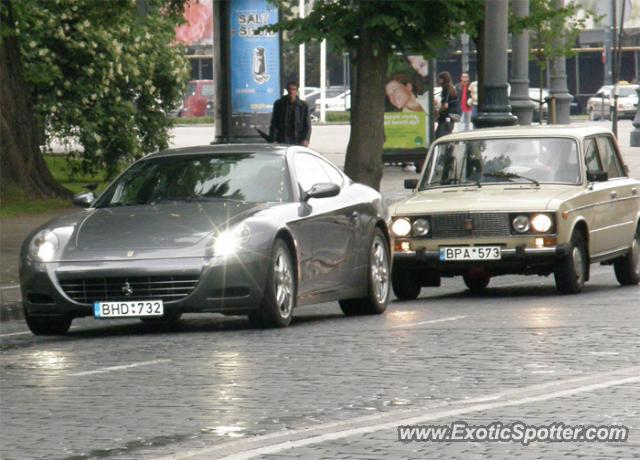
412;218;430;237
531;214;552;233
391;218;411;237
213;224;251;257
29;230;59;262
512;215;530;233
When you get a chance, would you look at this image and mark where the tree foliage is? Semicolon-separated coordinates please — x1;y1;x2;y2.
7;0;189;178
268;0;470;189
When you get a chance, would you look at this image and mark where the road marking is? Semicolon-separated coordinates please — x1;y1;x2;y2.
157;366;640;460
0;284;20;290
69;359;171;376
392;315;467;328
0;331;32;338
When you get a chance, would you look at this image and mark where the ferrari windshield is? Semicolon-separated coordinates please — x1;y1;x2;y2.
421;137;580;189
95;153;292;207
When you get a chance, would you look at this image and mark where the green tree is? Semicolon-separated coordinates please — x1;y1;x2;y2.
0;0;189;201
269;0;470;190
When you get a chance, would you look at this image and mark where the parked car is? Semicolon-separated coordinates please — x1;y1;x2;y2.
390;125;640;299
179;79;214;117
316;89;351;112
529;88;580;122
20;145;390;335
587;84;638;121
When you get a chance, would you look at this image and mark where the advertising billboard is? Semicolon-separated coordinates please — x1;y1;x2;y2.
229;0;280;115
383;55;431;160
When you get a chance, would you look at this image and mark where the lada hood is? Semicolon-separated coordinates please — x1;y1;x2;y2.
392;185;582;215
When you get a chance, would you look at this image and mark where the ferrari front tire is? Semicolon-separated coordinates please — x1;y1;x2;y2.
249;239;296;328
339;229;390;316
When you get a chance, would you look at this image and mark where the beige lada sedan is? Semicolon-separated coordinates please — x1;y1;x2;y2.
390;125;640;299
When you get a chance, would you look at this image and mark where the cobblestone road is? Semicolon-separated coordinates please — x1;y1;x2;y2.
1;266;638;459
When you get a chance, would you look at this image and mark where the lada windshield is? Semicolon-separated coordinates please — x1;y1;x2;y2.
421;137;580;189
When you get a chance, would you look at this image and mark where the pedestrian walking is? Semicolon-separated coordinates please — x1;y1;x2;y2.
268;81;311;146
435;71;458;139
455;72;473;131
469;80;478;126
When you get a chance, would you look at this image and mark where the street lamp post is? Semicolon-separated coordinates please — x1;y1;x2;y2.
548;0;571;125
509;0;535;125
630;86;640;147
473;0;517;128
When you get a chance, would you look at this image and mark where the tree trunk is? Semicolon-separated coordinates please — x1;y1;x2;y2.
0;0;69;202
343;27;388;191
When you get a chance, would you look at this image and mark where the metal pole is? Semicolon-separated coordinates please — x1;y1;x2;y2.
548;0;571;124
611;0;618;136
299;0;305;95
473;0;517;128
320;39;327;122
509;0;535;125
213;0;231;143
461;33;469;74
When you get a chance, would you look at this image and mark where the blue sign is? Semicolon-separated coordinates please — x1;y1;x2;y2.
229;0;280;114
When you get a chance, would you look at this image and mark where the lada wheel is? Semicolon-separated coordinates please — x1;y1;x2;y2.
554;231;587;294
463;273;490;293
24;311;71;336
340;229;390;316
613;226;640;286
249;239;296;328
391;268;421;301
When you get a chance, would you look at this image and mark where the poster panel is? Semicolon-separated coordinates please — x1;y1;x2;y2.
229;0;280;115
383;55;431;159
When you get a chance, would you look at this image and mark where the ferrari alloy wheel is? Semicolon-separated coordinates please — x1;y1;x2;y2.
339;229;390;316
249;239;296;328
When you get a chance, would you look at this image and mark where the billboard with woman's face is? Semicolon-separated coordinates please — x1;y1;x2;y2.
383;55;430;152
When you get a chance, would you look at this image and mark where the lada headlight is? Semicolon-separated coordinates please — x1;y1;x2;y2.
531;214;553;233
412;218;430;237
29;230;59;262
391;218;411;237
512;215;530;233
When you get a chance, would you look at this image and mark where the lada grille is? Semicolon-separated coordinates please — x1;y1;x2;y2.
59;275;199;304
431;213;511;238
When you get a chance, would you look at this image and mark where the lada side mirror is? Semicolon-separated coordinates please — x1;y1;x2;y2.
587;171;608;182
404;179;419;190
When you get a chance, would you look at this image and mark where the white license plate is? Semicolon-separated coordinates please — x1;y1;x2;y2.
439;246;502;261
94;300;164;318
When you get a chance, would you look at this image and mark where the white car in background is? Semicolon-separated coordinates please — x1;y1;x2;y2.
587;84;639;121
316;90;351;112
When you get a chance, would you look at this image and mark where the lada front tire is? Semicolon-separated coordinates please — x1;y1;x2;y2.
613;226;640;286
339;229;390;316
391;268;421;300
24;311;72;336
554;231;587;294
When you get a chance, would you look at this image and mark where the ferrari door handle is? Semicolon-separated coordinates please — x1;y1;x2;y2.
610;190;617;199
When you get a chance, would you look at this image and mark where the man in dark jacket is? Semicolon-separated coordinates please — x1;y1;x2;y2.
269;81;311;146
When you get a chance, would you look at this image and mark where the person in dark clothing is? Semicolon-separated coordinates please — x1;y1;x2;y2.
269;81;312;146
435;71;458;139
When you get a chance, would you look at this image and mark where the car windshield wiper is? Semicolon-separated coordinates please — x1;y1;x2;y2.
482;171;540;186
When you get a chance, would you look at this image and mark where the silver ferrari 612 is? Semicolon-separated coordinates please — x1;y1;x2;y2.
20;145;391;334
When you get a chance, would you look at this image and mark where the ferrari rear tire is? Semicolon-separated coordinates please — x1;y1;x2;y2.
613;226;640;286
391;267;421;300
249;239;296;328
24;311;71;336
554;231;587;294
339;229;390;316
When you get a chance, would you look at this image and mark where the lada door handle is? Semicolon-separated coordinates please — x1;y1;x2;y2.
610;190;617;199
632;188;638;196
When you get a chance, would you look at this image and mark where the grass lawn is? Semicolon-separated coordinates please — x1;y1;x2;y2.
1;154;112;219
